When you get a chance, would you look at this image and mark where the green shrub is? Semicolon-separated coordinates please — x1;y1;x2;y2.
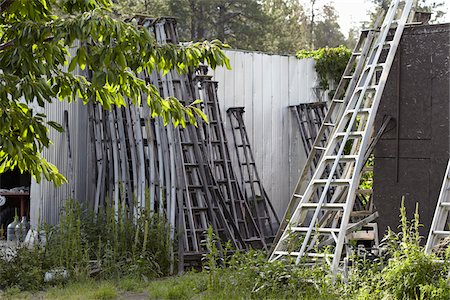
0;246;48;291
297;46;351;93
347;199;450;300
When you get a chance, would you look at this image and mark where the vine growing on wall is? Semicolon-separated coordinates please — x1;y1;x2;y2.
296;46;351;92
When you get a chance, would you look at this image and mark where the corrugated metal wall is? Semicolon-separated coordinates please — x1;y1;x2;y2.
30;45;93;227
30;49;320;225
212;50;320;217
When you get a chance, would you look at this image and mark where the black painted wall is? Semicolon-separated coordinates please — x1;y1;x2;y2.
373;24;450;240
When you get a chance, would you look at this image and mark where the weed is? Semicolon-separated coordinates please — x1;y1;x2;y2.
93;282;117;299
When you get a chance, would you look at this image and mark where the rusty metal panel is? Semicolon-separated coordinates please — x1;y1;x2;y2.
374;23;450;239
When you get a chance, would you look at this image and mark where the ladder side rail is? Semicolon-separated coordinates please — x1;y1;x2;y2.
425;159;450;253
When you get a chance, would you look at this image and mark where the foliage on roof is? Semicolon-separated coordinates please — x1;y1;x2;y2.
296;46;351;92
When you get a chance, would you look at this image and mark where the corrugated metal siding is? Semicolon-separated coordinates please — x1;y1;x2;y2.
30;45;92;227
30;48;320;225
212;50;320;217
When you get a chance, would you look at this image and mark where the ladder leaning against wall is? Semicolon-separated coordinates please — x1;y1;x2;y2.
269;0;414;274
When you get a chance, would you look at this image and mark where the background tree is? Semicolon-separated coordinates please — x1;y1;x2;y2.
311;4;346;48
261;0;309;53
0;0;230;184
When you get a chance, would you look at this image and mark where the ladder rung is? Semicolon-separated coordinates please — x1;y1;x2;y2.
189;207;209;211
342;75;353;79
294;194;303;199
305;253;334;258
314;146;327;151
291;227;340;233
187;185;203;189
323;122;336;127
323;155;358;162
433;230;450;236
383;41;393;49
184;163;198;167
352;52;362;56
273;251;333;258
335;131;365;138
440;203;450;208
361;85;378;91
313;179;351;186
299;203;346;209
346;108;371;115
332;99;345;103
356;189;372;195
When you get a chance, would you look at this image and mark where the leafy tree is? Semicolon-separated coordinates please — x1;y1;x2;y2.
112;0;169;18
0;0;230;184
345;25;360;49
312;4;346;49
166;0;269;51
261;0;309;54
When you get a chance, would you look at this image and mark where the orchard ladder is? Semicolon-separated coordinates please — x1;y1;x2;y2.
227;107;280;244
272;25;380;249
290;102;328;156
270;0;414;273
196;73;267;249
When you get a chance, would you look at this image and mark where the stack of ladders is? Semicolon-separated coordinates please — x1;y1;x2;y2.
270;0;414;274
88;16;278;271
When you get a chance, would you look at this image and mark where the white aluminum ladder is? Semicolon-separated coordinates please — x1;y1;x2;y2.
270;0;414;274
425;159;450;254
272;20;381;251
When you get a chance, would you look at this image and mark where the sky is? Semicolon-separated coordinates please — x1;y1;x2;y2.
300;0;450;37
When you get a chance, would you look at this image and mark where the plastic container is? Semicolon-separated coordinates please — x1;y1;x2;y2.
7;216;19;242
15;216;30;242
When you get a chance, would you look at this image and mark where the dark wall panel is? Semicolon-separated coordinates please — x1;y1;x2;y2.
373;24;450;240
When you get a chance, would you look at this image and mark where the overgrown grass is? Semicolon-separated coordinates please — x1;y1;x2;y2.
0;200;172;292
1;199;450;299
